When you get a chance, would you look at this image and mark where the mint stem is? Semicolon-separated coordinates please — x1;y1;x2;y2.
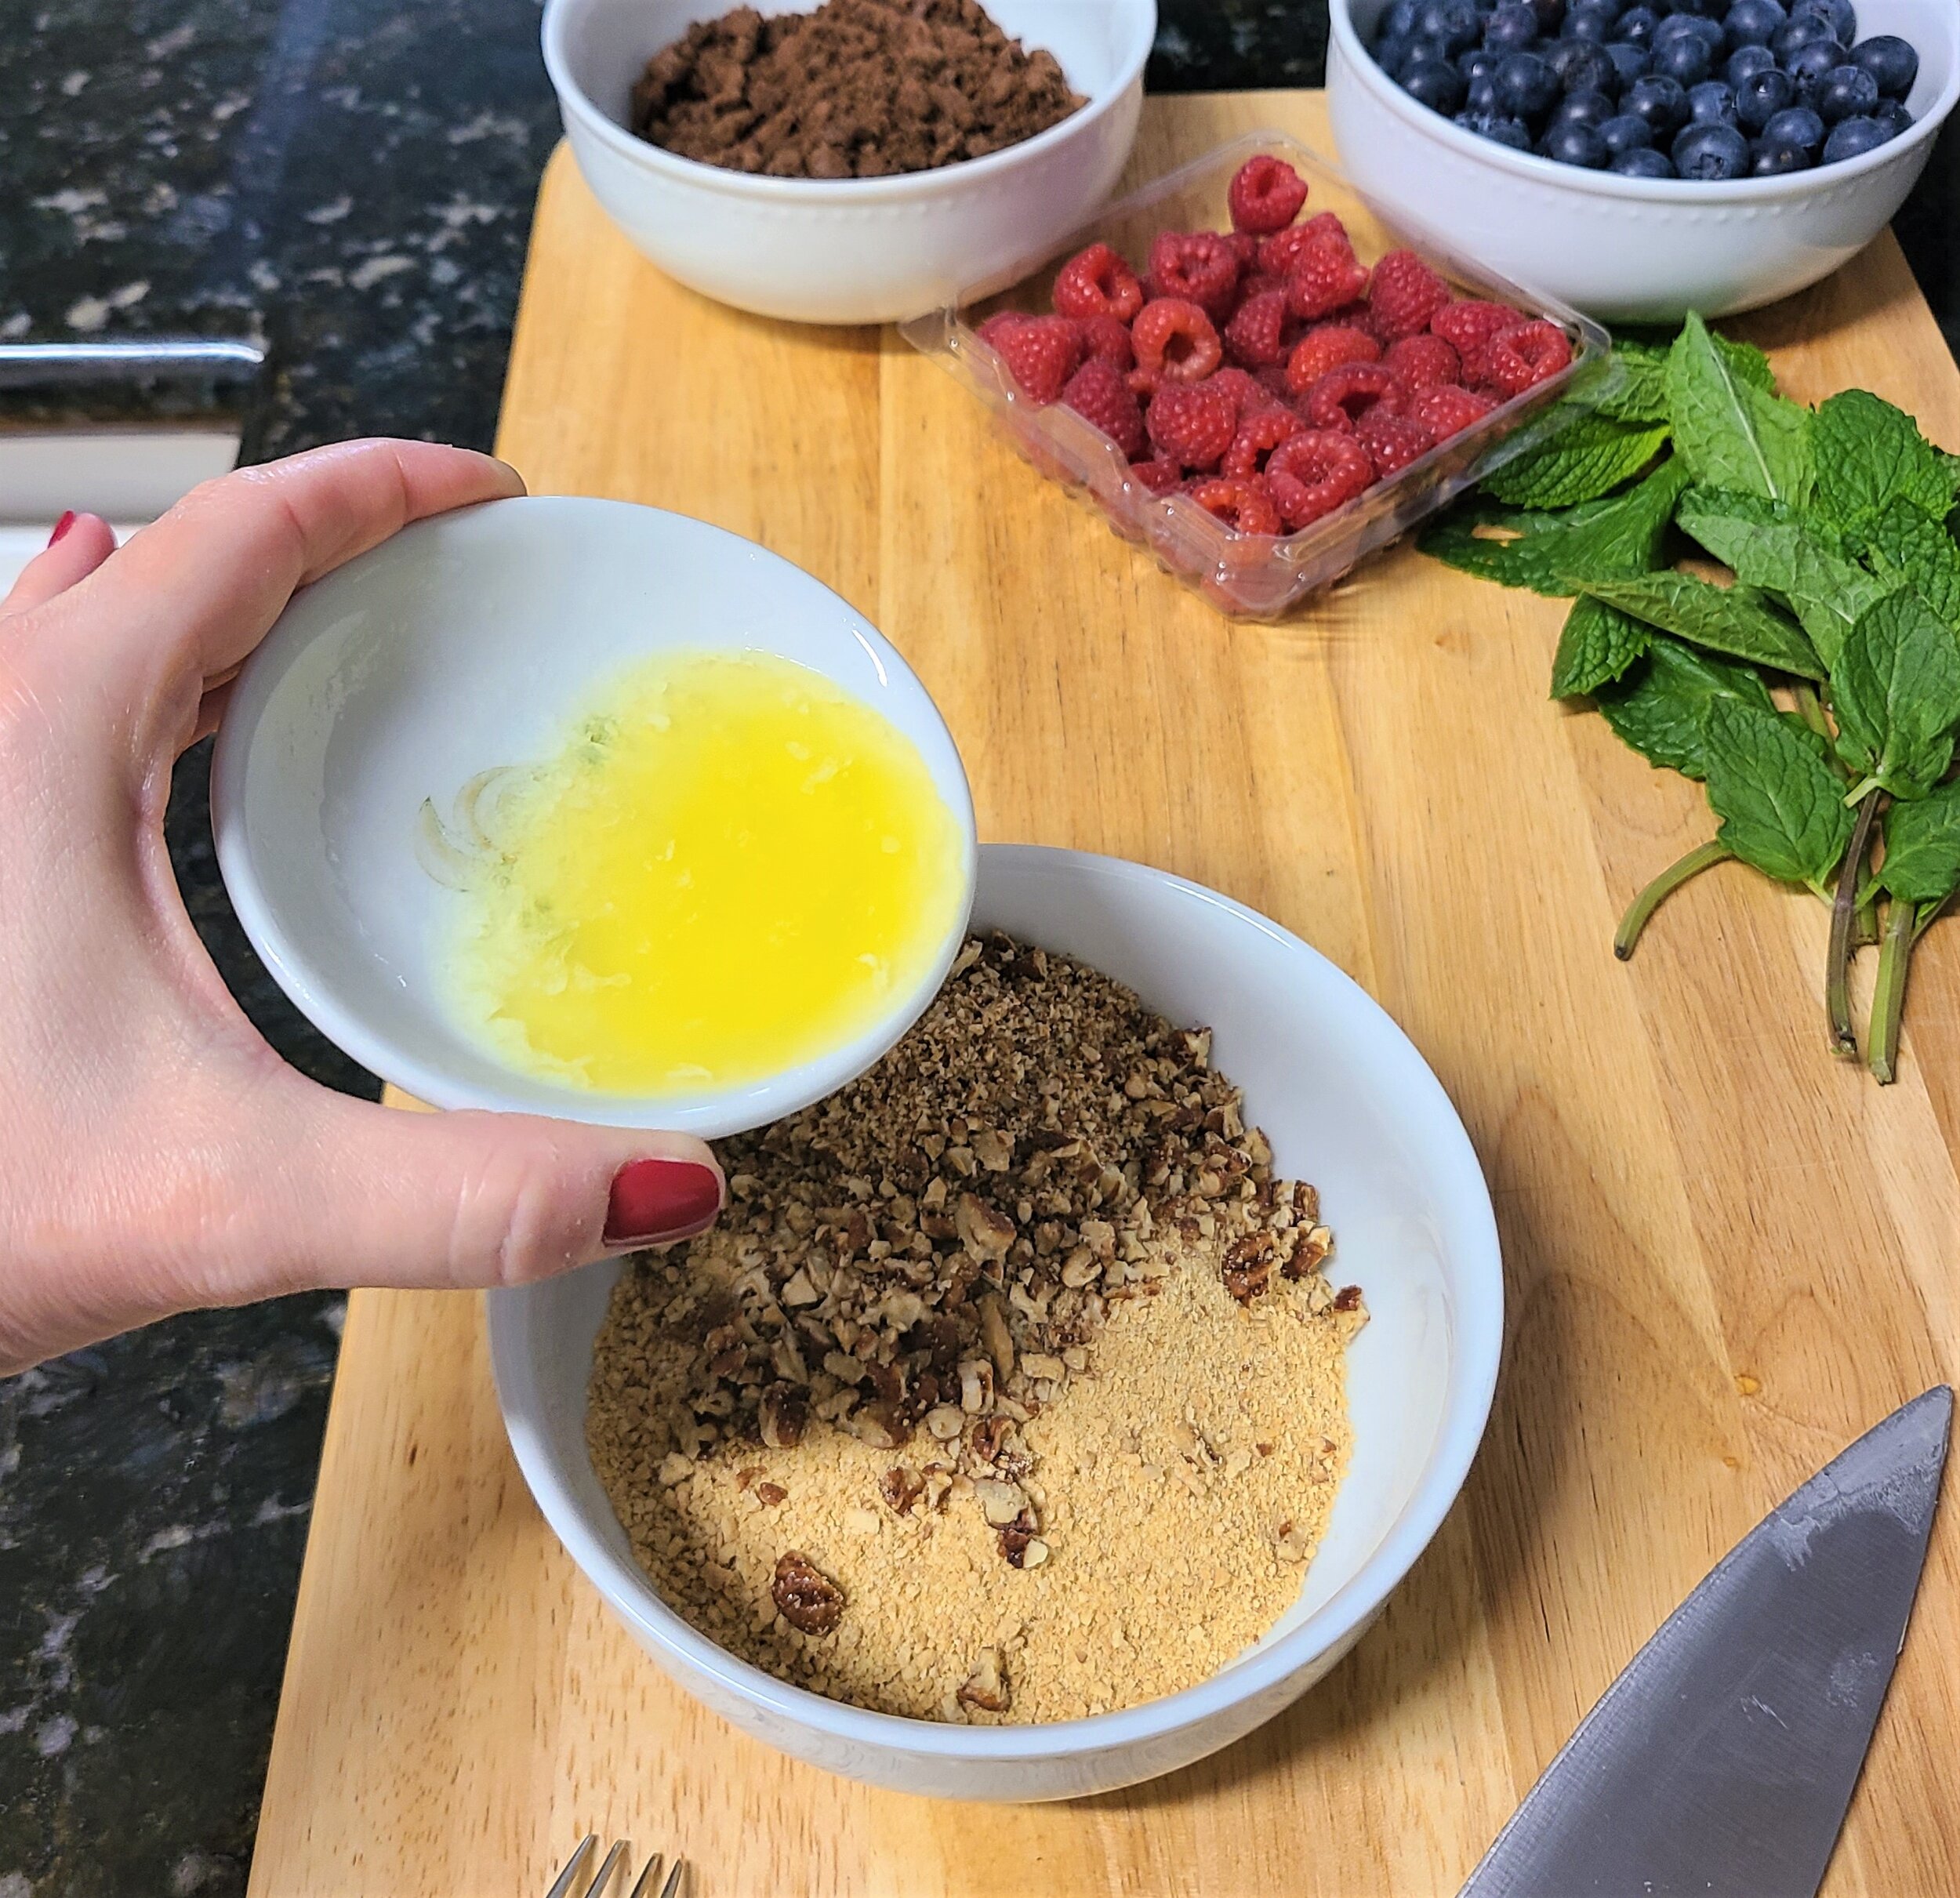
1616;840;1734;960
1827;789;1882;1056
1869;899;1916;1085
1794;681;1831;741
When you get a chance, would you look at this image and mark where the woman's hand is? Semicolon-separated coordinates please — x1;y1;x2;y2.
0;440;723;1377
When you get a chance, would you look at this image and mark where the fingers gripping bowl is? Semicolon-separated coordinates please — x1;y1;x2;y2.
489;846;1504;1800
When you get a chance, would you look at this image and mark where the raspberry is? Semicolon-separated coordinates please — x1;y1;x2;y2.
1476;320;1573;396
1383;332;1461;391
990;314;1082;403
1254;361;1299;404
1131;298;1222;385
1078;313;1135;372
1224;289;1290;368
1145;380;1239;471
1224;230;1261;271
1129;455;1183;495
1203;366;1268;416
1285;232;1371;321
1258;212;1350;278
1146;230;1242;319
1431;299;1527;357
1061;358;1147;459
1127;365;1163;401
1221;404;1303;477
1367;249;1453;343
1228;154;1310;235
1188;474;1283;536
1356;409;1436;479
1284;323;1380;397
1266;430;1377;525
1304;363;1407;433
1238;270;1287;303
1410;383;1499;441
1053;241;1145;324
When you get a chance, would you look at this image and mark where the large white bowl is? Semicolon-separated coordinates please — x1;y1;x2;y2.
489;844;1504;1801
542;0;1156;325
210;496;977;1138
1329;0;1960;322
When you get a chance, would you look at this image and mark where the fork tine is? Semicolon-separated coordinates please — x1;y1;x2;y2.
544;1835;598;1898
591;1841;632;1895
626;1853;662;1898
658;1856;684;1898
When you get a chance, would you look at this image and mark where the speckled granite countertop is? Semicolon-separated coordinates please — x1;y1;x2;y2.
1;4;1956;1893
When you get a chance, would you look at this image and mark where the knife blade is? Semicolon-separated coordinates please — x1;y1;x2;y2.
1460;1385;1952;1898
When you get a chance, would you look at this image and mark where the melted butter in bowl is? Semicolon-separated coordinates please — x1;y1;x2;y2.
424;648;967;1098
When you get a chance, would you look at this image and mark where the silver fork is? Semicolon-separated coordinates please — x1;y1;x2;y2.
544;1834;684;1898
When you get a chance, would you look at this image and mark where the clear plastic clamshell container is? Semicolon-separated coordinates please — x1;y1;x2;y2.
901;130;1612;620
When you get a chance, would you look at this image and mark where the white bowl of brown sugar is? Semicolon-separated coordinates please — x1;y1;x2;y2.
540;0;1157;324
488;844;1502;1801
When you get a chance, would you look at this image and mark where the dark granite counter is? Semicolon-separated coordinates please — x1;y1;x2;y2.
0;3;1955;1892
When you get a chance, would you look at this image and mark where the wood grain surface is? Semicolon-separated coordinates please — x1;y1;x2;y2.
246;93;1960;1896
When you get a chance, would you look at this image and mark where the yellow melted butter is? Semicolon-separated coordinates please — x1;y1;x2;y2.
447;648;964;1095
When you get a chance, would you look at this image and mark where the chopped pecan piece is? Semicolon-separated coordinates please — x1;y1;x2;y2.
771;1551;844;1634
1332;1283;1363;1312
957;1646;1011;1713
1221;1231;1276;1304
1283;1224;1332;1281
880;1465;925;1515
756;1482;788;1506
955;1192;1015;1262
758;1384;808;1450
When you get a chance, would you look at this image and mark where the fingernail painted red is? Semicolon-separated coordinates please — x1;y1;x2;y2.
605;1157;722;1246
48;511;76;546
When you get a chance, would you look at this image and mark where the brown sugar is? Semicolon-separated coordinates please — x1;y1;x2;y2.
586;934;1366;1723
630;0;1087;180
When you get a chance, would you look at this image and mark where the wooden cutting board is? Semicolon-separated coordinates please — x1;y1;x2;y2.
246;92;1960;1896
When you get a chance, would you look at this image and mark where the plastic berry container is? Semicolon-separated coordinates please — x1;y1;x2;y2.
900;130;1610;619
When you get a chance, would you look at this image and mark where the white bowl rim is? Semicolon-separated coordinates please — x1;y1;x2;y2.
490;842;1505;1761
1329;0;1960;203
540;0;1159;206
210;495;979;1138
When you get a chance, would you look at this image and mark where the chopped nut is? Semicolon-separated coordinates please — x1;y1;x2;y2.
880;1466;925;1515
1019;1536;1051;1568
1283;1225;1332;1282
924;1404;966;1442
771;1551;844;1634
755;1482;788;1507
1332;1284;1363;1312
1274;1519;1311;1563
758;1386;808;1450
1221;1232;1276;1304
955;1192;1015;1262
957;1646;1011;1714
1020;1352;1067;1382
975;1477;1029;1526
971;1127;1013;1173
958;1357;994;1414
978;1293;1014;1379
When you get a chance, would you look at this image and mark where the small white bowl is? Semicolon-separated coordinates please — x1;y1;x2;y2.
210;496;978;1138
489;844;1504;1801
1329;0;1960;322
540;0;1156;325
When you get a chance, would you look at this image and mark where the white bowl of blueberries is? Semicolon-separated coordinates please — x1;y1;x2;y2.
1328;0;1960;320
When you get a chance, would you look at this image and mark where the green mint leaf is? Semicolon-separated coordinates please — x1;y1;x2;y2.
1551;456;1690;579
1552;596;1652;699
1710;332;1777;394
1878;779;1960;904
1481;413;1670;510
1857;496;1960;626
1665;312;1813;507
1594;634;1775;779
1421;491;1637;597
1829;589;1960;800
1576;570;1824;679
1813;389;1960;535
1675;486;1888;668
1594;341;1673;424
1701;695;1856;892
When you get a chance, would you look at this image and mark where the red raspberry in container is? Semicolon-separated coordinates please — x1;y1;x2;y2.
1222;405;1303;477
1258;212;1350;278
1410;383;1498;441
1227;154;1309;234
1146;230;1242;319
1052;241;1145;323
1432;299;1527;358
1061;358;1146;459
1224;289;1290;368
1284;324;1380;397
1127;365;1163;401
1356;409;1436;479
1475;321;1573;396
1078;313;1135;372
1266;430;1377;526
1223;230;1261;272
990;313;1083;403
1132;298;1223;384
1305;362;1407;433
1383;332;1461;391
1285;232;1371;321
1145;380;1239;471
1189;474;1284;535
1129;455;1184;495
1367;250;1453;342
1202;367;1269;416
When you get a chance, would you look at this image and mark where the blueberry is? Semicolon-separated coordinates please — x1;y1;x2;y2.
1613;2;1661;45
1823;111;1890;161
1751;137;1814;171
1605;39;1653;83
1726;42;1777;85
1790;0;1856;42
1403;53;1469;111
1530;0;1569;29
1483;0;1544;50
1787;38;1846;107
1667;0;1726;18
1624;71;1692;131
1494;49;1564;117
1735;62;1794;128
1612;144;1679;173
1542;119;1613;164
1771;15;1841;62
1456;107;1537;147
1762;102;1826;152
1551;86;1618;128
1690;78;1740;124
1722;0;1786;47
1599;110;1657;153
1851;34;1918;100
1817;63;1879;122
1459;45;1502;79
1562;2;1619;42
1470;71;1506;111
1546;37;1619;90
1383;0;1425;36
1653;32;1713;83
1672;118;1751;175
1417;0;1485;53
1872;97;1915;139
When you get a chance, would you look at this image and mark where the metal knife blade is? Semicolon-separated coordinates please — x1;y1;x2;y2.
1460;1385;1952;1898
